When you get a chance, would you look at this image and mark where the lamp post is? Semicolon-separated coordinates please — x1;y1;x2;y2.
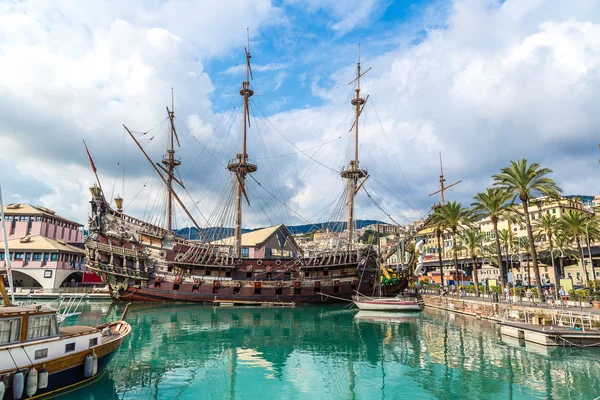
585;220;595;282
550;248;565;299
481;257;493;298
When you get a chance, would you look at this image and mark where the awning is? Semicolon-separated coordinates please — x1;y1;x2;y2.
82;271;103;284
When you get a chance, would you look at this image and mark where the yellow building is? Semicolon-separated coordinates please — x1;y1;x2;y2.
417;196;594;285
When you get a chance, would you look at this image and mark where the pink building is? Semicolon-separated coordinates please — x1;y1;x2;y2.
0;203;83;243
1;204;97;289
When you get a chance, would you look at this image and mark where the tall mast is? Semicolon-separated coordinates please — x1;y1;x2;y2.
439;151;446;205
228;30;257;258
342;45;369;250
164;88;181;231
427;151;462;207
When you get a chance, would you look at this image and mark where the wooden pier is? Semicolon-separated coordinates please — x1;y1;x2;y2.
500;321;600;347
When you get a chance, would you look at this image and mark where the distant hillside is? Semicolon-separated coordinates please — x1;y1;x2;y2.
175;220;388;241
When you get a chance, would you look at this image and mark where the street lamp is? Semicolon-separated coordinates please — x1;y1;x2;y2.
585;220;595;283
550;248;565;297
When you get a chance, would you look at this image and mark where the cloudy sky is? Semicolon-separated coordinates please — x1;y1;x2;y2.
1;0;599;230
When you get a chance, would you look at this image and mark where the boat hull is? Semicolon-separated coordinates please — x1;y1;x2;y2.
113;282;402;304
353;299;422;311
3;350;116;400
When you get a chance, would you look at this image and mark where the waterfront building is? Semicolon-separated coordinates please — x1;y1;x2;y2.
0;203;101;289
418;195;595;286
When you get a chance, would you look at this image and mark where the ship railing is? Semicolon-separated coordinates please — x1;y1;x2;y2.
90;262;150;279
86;241;146;258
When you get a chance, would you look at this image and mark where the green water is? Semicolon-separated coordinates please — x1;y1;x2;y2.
54;302;600;400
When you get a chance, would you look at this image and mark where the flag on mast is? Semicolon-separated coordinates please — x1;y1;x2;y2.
83;140;97;173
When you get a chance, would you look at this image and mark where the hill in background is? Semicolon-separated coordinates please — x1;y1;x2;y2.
175;220;388;242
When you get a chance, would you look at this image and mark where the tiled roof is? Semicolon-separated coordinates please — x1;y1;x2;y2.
213;225;283;247
6;235;84;253
3;204;82;226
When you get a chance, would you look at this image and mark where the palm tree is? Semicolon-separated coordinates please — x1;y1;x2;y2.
534;213;559;283
430;201;471;289
499;228;518;280
552;231;576;277
462;229;487;296
472;188;516;288
558;210;599;284
430;207;446;287
518;236;533;287
492;159;562;297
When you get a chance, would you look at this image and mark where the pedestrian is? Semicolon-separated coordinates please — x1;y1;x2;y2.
504;285;510;302
526;288;534;305
559;286;567;305
451;284;456;295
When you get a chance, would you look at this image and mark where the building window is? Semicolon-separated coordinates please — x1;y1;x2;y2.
552;209;556;214
15;253;24;261
0;318;22;344
43;253;49;264
65;343;75;353
34;348;48;360
0;254;4;261
35;216;42;221
50;253;58;262
20;216;27;221
32;253;42;261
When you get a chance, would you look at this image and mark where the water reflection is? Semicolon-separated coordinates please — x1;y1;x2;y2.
55;302;600;400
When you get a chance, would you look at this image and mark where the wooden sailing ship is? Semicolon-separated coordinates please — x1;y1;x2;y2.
0;185;131;400
84;42;416;304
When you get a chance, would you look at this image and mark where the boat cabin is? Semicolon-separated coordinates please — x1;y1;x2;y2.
0;306;59;345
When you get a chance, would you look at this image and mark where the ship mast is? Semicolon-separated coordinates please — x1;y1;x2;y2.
164;88;181;231
342;45;369;250
228;31;257;258
428;151;462;206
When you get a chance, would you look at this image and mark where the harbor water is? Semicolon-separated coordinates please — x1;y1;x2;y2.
54;302;600;400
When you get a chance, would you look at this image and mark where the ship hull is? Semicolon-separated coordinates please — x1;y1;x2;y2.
112;282;402;304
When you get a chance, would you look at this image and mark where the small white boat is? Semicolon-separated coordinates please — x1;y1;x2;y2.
352;295;423;311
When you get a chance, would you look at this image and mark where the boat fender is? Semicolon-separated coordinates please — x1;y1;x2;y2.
84;355;93;378
12;371;24;400
0;380;5;400
38;366;48;390
26;368;38;397
275;259;281;265
256;259;263;265
236;259;243;265
91;351;98;376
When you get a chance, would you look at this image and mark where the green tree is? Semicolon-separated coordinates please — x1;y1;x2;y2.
471;187;516;287
462;229;487;296
499;228;518;280
430;206;447;287
558;210;599;284
430;201;471;289
534;213;559;281
492;159;562;297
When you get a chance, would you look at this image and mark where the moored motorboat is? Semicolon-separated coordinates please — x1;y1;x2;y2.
0;305;131;400
352;295;423;311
